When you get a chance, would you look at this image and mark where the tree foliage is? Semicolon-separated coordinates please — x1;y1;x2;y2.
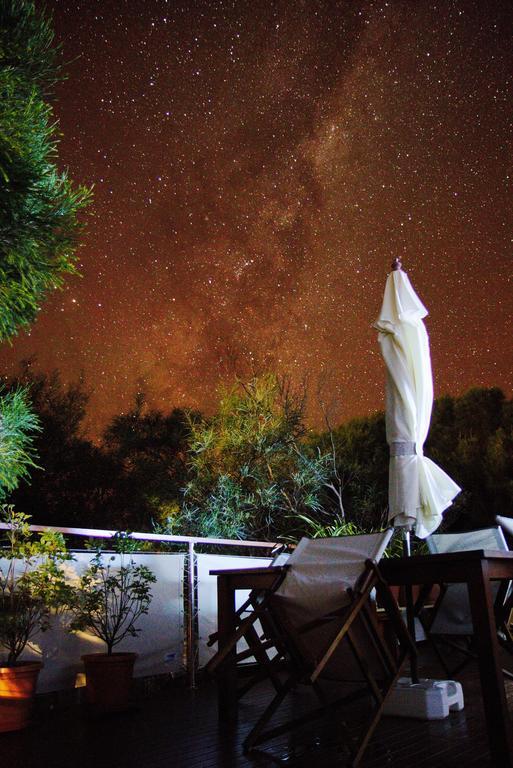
0;0;91;341
102;393;190;531
6;364;106;527
426;387;513;529
7;368;190;531
310;411;389;532
169;374;332;540
3;363;511;541
0;384;40;500
308;386;513;536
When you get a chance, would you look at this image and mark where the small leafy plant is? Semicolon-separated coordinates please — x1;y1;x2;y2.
0;505;72;666
69;533;156;655
0;386;41;502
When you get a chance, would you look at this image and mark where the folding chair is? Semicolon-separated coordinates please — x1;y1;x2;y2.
209;530;414;767
422;526;513;678
205;547;290;697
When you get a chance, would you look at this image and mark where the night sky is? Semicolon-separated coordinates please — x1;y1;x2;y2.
1;0;512;436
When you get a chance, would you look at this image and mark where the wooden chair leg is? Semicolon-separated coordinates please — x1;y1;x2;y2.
243;675;297;752
206;610;264;675
243;623;284;694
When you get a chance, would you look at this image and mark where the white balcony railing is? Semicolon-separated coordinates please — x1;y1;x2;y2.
0;522;278;689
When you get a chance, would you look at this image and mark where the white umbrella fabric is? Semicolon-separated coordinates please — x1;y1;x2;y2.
374;260;461;539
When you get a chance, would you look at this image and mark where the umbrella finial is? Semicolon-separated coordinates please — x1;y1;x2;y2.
391;258;402;271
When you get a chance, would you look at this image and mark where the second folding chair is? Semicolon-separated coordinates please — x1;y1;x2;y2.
422;525;513;678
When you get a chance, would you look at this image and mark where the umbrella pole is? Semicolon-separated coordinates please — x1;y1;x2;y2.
403;529;419;684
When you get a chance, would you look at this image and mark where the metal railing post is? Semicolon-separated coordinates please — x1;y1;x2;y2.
185;540;198;688
403;527;419;684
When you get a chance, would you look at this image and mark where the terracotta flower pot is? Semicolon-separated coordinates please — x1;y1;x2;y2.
0;661;43;732
81;652;137;713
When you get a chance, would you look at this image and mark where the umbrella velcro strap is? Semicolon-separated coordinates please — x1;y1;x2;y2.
390;441;416;456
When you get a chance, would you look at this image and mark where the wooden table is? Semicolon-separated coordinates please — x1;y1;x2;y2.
212;550;513;767
210;566;283;719
380;549;513;768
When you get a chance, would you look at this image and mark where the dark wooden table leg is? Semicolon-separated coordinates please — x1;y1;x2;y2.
216;576;238;723
468;561;513;768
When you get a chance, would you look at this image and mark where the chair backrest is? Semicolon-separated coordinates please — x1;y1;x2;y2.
427;526;508;635
274;530;393;620
427;526;508;555
496;516;513;539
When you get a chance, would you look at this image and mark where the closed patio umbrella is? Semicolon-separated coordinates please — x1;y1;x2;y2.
374;258;461;687
374;258;461;541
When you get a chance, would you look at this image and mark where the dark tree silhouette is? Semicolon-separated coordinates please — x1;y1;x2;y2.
7;364;117;527
102;393;191;531
427;387;513;529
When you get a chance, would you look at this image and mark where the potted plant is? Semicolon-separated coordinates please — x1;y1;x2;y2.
0;505;72;732
69;532;156;713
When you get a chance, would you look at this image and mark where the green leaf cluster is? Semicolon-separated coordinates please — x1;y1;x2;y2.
0;384;40;500
310;411;389;532
0;504;72;665
103;395;190;531
0;0;91;342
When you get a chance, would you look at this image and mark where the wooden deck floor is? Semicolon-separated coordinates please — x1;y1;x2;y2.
1;654;510;768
